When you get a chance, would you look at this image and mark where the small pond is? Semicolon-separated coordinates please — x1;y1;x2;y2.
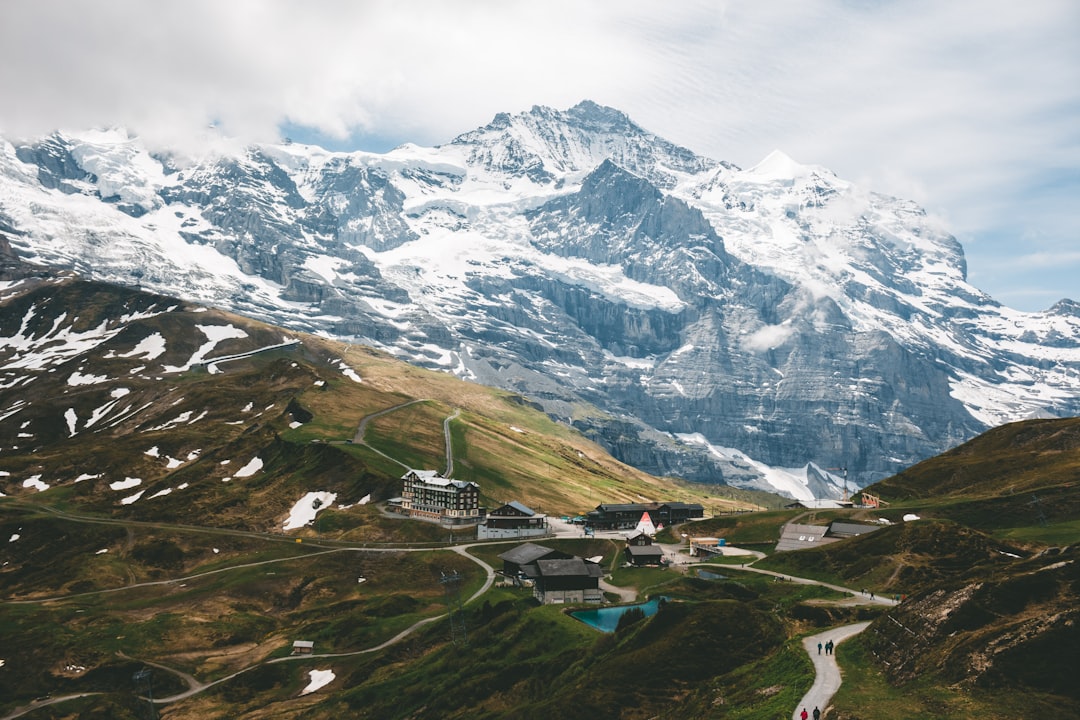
696;569;728;581
571;597;667;633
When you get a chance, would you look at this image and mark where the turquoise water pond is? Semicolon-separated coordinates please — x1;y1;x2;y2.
571;597;666;633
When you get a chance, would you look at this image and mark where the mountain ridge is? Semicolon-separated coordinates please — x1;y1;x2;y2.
1;101;1077;499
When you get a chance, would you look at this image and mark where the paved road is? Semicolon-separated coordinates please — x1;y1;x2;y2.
793;622;871;720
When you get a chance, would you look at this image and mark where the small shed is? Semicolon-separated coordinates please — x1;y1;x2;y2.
292;640;314;655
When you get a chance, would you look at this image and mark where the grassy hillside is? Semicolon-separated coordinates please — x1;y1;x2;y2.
0;277;759;531
750;415;1080;720
862;416;1080;502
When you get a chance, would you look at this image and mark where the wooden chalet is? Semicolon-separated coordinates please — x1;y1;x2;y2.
478;501;549;540
624;531;664;566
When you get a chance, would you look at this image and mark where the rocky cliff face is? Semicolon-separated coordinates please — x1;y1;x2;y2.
1;104;1077;499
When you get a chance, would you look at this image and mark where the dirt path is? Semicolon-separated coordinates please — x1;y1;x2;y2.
348;398;430;469
443;409;460;476
792;622;871;720
598;577;637;603
726;564;897;608
0;693;103;720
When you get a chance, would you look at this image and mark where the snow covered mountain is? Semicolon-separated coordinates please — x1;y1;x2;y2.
2;101;1077;499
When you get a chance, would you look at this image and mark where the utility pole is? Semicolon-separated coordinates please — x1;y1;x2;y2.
826;466;849;502
440;571;467;646
132;668;157;720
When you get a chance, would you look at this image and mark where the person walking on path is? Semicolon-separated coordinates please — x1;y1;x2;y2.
793;622;871;720
817;642;822;655
813;707;821;720
800;709;808;720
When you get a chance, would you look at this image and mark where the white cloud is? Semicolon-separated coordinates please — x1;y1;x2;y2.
0;0;1076;307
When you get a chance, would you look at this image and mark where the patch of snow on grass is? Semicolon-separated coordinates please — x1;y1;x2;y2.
65;408;78;436
510;426;524;433
289;421;302;429
111;387;130;398
67;370;109;385
110;477;142;491
358;493;371;505
162;324;248;373
23;476;49;492
335;360;361;382
74;473;101;483
148;488;172;499
116;332;167;360
145;446;161;457
903;513;921;522
234;457;263;478
120;490;144;505
145;411;193;431
95;548;109;555
301;669;335;695
283;491;337;530
8;534;19;542
165;457;183;469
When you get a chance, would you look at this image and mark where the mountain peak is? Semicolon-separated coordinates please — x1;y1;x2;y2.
563;100;637;131
746;149;813;180
449;101;715;188
1048;298;1080;316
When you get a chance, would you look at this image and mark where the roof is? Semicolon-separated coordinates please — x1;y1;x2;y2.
827;521;881;537
498;542;558;565
404;469;442;480
403;470;478;490
292;640;314;648
626;545;664;557
534;558;604;578
663;502;704;510
489;501;537;517
593;502;703;513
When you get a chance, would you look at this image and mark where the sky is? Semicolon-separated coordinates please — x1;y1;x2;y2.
1;0;1077;311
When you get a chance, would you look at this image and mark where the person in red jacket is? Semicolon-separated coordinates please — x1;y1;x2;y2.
800;708;809;720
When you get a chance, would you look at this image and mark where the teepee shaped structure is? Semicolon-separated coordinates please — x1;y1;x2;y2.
634;511;657;536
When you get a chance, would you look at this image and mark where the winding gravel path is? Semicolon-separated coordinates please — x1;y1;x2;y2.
792;622;871;720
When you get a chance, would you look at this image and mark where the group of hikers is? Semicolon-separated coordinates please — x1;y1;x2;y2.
801;639;833;718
